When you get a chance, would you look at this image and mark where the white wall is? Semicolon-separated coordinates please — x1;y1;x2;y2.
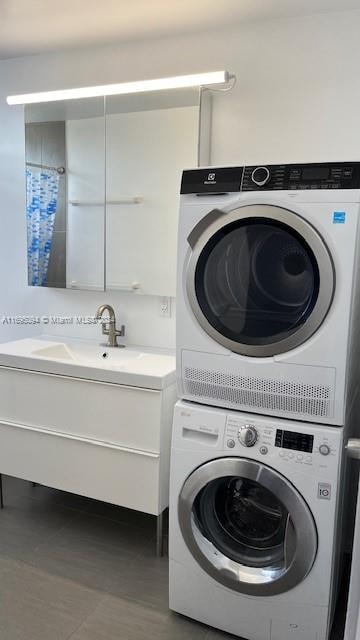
0;10;359;348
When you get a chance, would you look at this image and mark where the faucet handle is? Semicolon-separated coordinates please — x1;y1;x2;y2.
115;324;125;338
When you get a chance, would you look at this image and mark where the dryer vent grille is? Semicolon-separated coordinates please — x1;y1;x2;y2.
184;367;331;417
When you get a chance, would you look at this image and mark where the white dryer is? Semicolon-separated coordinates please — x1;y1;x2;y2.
177;162;360;425
169;400;345;640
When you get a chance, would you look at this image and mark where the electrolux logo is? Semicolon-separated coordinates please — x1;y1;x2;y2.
204;172;217;185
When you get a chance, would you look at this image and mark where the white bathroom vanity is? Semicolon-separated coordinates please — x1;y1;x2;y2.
0;337;177;555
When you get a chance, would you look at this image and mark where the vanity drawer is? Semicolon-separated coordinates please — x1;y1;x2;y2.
0;367;165;451
0;420;162;514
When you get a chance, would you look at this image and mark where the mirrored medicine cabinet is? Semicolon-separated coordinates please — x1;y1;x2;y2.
24;87;211;296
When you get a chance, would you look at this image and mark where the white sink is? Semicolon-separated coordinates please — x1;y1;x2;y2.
0;338;176;390
32;342;143;366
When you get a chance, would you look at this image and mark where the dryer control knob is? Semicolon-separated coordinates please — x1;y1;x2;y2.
251;166;271;187
238;425;258;447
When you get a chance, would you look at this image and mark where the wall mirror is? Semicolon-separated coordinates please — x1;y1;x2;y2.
25;97;106;290
24;87;209;295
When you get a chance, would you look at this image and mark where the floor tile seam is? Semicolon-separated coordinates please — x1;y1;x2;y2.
30;522;152;556
7;509;88;569
0;498;87;531
12;492;88;514
28;506;87;553
65;592;109;640
112;588;170;615
81;507;155;532
0;551;106;600
117;533;164;572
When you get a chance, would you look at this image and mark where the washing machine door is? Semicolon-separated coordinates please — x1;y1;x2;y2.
186;204;334;356
178;457;317;596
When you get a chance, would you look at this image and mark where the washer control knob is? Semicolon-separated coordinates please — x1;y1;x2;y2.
319;444;331;456
227;439;236;449
251;166;271;187
238;425;258;447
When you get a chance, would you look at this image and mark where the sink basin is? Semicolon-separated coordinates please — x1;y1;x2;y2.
32;343;74;361
0;338;176;390
31;342;143;367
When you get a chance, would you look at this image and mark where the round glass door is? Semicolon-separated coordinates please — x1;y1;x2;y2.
179;458;317;596
194;476;288;569
186;205;334;357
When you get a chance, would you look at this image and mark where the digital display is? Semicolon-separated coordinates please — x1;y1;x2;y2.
275;429;314;453
302;167;329;181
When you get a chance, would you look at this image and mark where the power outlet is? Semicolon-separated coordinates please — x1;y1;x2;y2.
159;296;171;317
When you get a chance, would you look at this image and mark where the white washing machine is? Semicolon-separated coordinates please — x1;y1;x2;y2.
177;162;360;425
169;400;345;640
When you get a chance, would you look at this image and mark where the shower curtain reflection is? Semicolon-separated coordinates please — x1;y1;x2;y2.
26;169;59;286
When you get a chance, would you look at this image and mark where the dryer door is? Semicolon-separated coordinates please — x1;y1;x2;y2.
186;204;334;357
178;457;317;596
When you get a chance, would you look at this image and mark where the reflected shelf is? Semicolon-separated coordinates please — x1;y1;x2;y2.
69;282;105;291
69;197;143;206
70;281;141;292
107;282;141;292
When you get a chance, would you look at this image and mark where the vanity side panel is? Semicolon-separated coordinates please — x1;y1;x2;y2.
0;367;162;451
0;422;160;514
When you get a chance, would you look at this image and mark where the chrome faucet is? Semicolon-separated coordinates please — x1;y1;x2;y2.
95;304;125;348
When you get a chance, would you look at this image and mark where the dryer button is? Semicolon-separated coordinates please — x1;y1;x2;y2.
259;446;268;455
227;439;236;449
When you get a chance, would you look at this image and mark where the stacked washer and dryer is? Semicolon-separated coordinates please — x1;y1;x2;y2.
169;162;360;640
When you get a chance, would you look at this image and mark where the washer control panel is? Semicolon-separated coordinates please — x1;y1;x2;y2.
224;415;339;470
319;444;331;456
242;161;360;191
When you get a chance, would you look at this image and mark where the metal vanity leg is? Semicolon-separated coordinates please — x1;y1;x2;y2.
0;474;4;509
156;512;164;557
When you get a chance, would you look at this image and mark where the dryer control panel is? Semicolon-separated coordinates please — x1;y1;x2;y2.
181;162;360;194
242;161;360;191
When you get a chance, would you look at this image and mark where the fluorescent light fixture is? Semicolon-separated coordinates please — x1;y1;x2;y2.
6;71;230;105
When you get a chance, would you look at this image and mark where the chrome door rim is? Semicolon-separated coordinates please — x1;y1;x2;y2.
186;204;335;357
178;457;317;596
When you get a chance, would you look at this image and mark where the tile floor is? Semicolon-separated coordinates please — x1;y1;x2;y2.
0;475;347;640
